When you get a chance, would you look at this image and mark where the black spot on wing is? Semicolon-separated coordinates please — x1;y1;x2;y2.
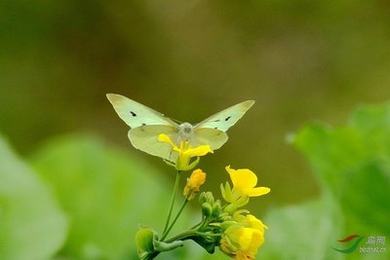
130;111;137;117
225;116;231;121
142;123;146;126
214;127;218;129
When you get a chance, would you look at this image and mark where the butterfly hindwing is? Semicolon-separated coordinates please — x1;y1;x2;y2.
107;93;178;128
194;100;255;132
192;128;228;150
128;125;178;161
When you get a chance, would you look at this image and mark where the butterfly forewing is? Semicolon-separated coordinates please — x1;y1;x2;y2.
107;93;178;128
194;100;255;132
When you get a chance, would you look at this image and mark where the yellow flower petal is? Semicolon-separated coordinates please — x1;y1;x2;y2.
224;225;264;260
225;166;270;199
245;215;267;230
237;228;255;250
184;145;213;157
158;133;175;147
246;229;264;255
226;166;257;193
247;187;271;197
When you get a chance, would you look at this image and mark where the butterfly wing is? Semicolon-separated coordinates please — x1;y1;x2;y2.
191;128;228;150
128;125;178;161
194;100;254;131
192;100;254;150
107;93;180;160
106;93;178;128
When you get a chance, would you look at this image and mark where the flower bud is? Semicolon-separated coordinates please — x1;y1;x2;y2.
211;200;222;218
200;191;215;204
201;202;213;218
135;227;155;259
183;169;206;200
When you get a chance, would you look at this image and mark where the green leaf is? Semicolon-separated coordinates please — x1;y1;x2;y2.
30;135;170;259
262;103;390;259
293;103;390;235
29;135;216;259
338;161;390;235
0;135;67;260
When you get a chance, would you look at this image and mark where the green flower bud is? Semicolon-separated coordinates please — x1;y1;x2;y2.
200;191;215;204
199;192;207;203
201;202;213;217
135;227;155;259
211;200;222;218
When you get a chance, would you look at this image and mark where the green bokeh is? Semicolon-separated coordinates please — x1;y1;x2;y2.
0;137;67;259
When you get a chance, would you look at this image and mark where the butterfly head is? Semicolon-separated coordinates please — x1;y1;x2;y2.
178;122;194;141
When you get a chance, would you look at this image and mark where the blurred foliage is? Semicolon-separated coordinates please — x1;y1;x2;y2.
30;135;164;259
294;103;390;236
0;136;67;260
29;135;220;260
261;103;390;259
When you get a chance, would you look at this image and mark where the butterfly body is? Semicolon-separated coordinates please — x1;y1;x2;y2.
178;122;194;142
107;94;254;161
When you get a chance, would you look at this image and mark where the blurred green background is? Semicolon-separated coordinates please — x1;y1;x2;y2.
0;0;389;259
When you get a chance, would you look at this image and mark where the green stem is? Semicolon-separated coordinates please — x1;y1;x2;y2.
195;232;221;237
162;171;181;235
161;198;188;240
189;220;203;230
164;229;198;243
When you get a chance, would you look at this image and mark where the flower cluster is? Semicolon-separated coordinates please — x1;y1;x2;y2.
196;166;270;259
220;212;267;259
135;134;270;260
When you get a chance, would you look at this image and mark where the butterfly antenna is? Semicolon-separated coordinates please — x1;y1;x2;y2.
171;117;183;124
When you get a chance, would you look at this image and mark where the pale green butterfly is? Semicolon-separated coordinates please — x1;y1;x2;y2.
106;93;255;162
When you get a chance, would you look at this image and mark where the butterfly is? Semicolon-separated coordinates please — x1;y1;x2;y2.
107;93;255;162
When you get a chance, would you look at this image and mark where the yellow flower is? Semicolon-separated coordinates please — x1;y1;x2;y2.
183;169;206;200
225;166;270;197
235;213;268;231
158;134;213;171
220;214;267;260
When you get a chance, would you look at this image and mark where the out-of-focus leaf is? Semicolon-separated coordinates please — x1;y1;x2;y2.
0;135;67;260
293;103;390;236
262;103;390;259
30;135;217;259
261;195;344;260
30;135;167;259
293;124;367;189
